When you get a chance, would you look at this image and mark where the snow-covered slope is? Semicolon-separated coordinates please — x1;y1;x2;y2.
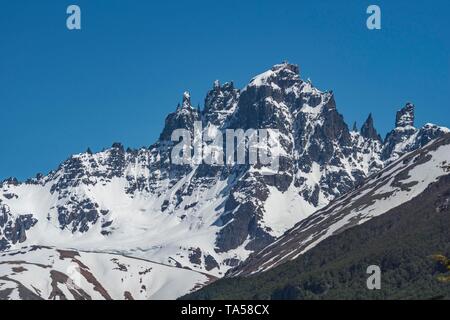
0;63;448;299
229;134;450;276
0;246;211;300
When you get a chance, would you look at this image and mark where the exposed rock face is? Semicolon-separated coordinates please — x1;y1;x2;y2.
361;114;382;142
160;92;201;142
185;148;450;299
225;134;450;278
382;103;449;162
204;81;239;127
396;103;415;127
214;63;381;252
57;198;100;233
188;248;202;265
0;62;448;278
0;203;37;251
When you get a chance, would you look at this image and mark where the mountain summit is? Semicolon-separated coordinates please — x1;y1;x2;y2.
0;63;448;299
396;103;415;128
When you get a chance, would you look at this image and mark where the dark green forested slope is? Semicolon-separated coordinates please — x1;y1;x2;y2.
183;175;450;300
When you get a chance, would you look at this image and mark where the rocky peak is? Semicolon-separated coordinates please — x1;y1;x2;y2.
181;91;193;110
247;62;301;91
405;123;450;154
2;62;448;279
222;81;235;92
160;92;200;141
396;103;415;128
213;80;220;90
317;94;352;146
203;81;239;126
382;103;419;161
272;62;300;75
1;177;19;187
111;142;125;151
361;113;382;141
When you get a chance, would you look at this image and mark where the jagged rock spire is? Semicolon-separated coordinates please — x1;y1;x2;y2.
352;121;358;132
381;103;418;161
203;80;239;126
395;103;415;128
111;142;124;150
159;91;200;141
182;91;192;109
361;113;382;141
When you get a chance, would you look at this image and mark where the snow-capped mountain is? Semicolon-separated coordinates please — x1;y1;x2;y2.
184;136;450;300
227;133;450;277
0;63;448;299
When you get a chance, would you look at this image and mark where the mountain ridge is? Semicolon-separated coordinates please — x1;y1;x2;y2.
1;62;449;299
225;133;450;278
183;135;450;300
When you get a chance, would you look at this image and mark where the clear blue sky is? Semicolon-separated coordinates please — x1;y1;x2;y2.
1;0;449;181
